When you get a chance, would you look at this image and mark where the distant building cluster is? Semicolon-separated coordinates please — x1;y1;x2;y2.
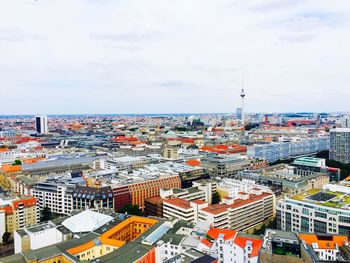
1;112;350;262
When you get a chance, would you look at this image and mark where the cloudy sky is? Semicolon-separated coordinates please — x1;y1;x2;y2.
0;0;349;114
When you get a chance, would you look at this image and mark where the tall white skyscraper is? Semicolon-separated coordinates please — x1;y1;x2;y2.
35;115;48;134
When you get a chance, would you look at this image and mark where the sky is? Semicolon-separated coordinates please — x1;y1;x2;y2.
0;0;349;115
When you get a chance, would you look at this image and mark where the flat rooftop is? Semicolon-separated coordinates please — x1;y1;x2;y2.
291;189;350;209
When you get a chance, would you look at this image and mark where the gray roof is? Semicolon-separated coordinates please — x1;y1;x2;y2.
92;242;152;263
161;233;185;246
0;253;27;263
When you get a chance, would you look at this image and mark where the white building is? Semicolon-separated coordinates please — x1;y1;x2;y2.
14;221;65;254
197;228;262;263
247;137;329;163
163;189;274;231
277;187;350;236
32;181;75;215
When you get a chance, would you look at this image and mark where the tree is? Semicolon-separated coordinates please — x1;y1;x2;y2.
211;192;221;205
41;206;53;221
2;232;11;244
117;204;142;216
12;159;22;165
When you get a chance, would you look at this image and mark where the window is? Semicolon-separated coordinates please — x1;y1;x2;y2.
315;212;327;219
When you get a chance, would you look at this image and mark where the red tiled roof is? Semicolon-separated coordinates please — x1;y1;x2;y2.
163;198;191;209
191;199;206;205
229;193;272;210
201;204;229;215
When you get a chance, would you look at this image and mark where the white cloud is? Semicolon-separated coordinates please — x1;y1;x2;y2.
0;0;349;114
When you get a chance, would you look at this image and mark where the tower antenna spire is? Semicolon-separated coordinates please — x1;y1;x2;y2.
240;72;245;130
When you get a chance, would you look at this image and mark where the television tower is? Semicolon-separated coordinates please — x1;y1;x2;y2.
240;80;245;128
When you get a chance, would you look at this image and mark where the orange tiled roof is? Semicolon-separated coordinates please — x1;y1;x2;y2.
12;197;37;209
201;238;213;248
23;157;46;164
186;159;201;166
67;216;158;255
112;136;138;142
298;234;348;249
1;164;22;173
0;148;9;152
0;205;13;215
200;144;246;154
207;228;237;241
234;236;262;257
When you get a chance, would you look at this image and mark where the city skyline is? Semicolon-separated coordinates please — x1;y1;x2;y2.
0;0;349;114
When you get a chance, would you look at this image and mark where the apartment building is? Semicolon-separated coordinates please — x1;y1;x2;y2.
198;228;263;263
0;196;39;238
277;186;350;236
299;233;348;261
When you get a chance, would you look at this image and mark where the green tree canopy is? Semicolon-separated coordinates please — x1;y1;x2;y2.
117;204;142;216
41;206;53;222
2;232;11;244
211;192;221;205
12;159;22;165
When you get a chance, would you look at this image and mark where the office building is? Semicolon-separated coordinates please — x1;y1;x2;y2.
112;174;181;211
247;137;329;163
341;115;350;128
201;154;251;177
163;189;274;232
35;115;48;134
277;187;350;236
330;128;350;164
236;107;242;120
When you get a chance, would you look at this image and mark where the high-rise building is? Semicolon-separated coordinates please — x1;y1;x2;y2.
236;107;242;120
330;128;350;164
341;115;350;128
35;115;48;134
